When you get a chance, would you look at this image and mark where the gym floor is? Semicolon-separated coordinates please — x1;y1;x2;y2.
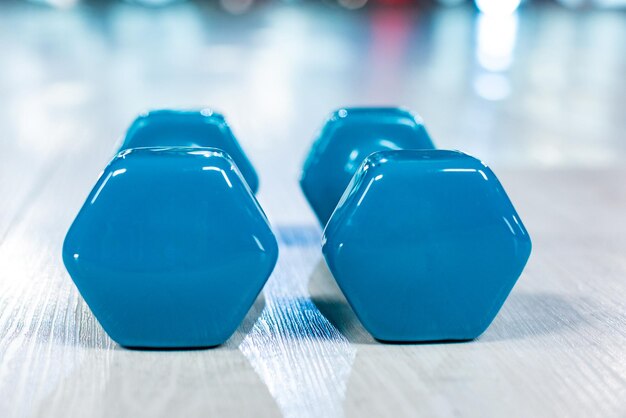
0;1;625;417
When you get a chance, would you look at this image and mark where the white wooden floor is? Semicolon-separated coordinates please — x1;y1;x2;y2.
0;1;625;417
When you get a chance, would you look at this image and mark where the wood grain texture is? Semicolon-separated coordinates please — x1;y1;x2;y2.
1;159;625;418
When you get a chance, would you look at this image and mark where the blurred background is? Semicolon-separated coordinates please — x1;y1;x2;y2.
1;0;625;222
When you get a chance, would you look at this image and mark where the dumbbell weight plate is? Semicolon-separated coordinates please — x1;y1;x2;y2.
121;109;259;193
322;149;532;342
63;147;278;348
300;107;434;226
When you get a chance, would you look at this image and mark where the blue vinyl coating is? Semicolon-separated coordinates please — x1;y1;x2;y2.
322;150;532;342
62;147;278;348
300;107;434;225
120;109;259;193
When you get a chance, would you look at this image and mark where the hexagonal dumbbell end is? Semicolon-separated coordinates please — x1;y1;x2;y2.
120;109;259;193
63;147;278;348
322;150;532;342
300;107;434;226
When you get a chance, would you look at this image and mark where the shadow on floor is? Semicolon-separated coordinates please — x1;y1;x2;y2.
479;290;587;342
308;259;377;345
308;258;587;345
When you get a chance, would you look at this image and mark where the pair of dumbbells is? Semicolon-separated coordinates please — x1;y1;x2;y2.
63;107;532;348
300;108;532;342
63;109;278;348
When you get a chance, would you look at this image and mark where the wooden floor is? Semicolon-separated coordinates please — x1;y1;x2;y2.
0;1;625;417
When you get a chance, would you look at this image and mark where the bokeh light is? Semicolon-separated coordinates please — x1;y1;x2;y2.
475;0;521;14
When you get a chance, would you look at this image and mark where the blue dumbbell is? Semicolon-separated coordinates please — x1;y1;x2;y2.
300;107;435;226
63;116;277;348
302;108;532;342
120;109;259;193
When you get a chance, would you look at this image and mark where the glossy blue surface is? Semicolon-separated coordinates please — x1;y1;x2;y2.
322;150;532;342
120;109;259;193
300;107;434;225
63;147;278;348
